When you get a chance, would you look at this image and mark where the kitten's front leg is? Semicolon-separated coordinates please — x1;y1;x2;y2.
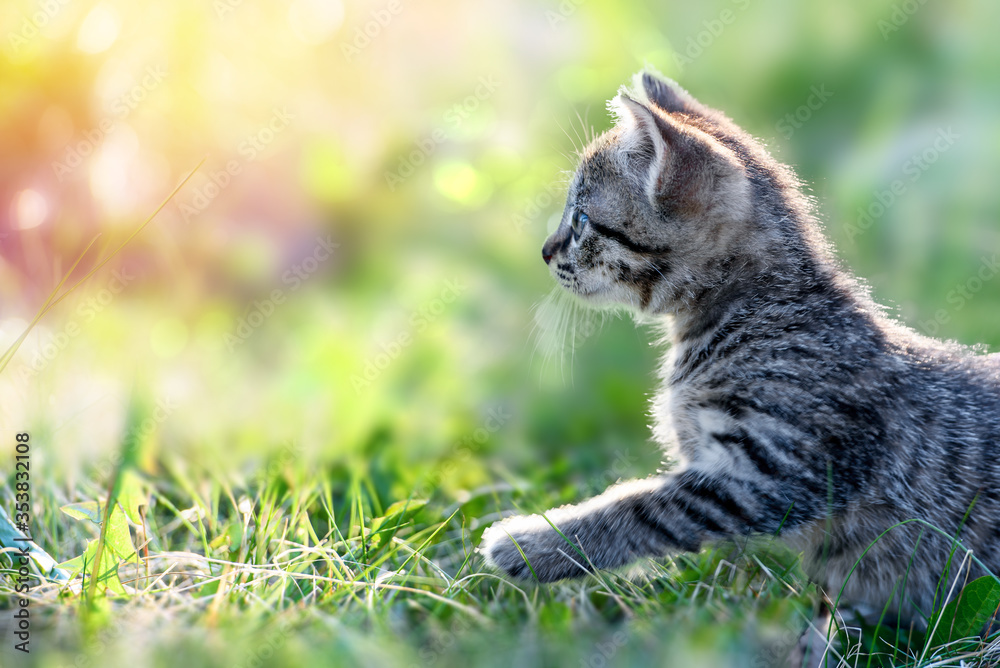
481;477;673;581
481;469;801;582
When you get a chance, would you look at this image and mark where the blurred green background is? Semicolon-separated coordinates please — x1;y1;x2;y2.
1;0;999;665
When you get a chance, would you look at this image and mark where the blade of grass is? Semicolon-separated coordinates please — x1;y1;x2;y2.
0;233;101;373
0;157;205;375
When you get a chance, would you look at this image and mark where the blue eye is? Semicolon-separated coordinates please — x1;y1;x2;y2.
571;210;589;238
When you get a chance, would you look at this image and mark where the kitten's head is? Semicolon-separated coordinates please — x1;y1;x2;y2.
543;71;804;314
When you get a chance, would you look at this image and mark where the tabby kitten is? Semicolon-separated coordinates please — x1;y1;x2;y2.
480;71;1000;635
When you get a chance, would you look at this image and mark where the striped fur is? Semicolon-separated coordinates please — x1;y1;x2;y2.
480;71;1000;633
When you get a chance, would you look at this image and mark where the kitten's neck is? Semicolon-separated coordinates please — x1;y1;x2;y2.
665;283;758;346
664;256;849;348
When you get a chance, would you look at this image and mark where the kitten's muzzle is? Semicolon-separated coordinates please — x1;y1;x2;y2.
542;225;572;265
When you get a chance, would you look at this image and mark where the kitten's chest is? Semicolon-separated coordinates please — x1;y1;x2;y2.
651;345;735;468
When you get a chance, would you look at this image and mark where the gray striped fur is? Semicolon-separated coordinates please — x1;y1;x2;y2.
480;71;1000;632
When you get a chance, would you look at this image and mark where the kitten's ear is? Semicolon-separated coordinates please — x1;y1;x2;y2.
638;71;693;113
637;71;715;119
614;92;750;217
612;93;682;202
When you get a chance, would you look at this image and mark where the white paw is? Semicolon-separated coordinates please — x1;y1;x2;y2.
479;514;585;582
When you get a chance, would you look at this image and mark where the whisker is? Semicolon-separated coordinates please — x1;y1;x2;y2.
555;119;583;157
582;105;594;144
571;108;589;156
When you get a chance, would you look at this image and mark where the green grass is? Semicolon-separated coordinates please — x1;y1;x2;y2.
3;425;1000;668
0;441;809;668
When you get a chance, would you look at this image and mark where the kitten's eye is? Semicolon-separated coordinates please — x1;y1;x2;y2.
571;210;589;238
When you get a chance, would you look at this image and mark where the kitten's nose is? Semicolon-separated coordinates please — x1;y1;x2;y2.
541;228;569;265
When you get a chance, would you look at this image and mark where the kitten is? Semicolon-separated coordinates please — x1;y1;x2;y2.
480;71;1000;646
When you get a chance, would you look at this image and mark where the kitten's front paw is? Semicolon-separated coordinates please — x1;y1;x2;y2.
479;519;535;580
479;513;586;582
